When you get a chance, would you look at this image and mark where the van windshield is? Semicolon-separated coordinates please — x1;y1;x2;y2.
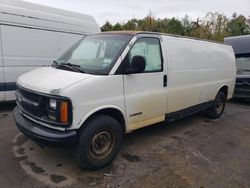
236;56;250;74
55;34;132;75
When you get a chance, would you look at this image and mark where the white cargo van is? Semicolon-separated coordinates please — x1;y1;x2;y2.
13;32;236;170
0;0;100;102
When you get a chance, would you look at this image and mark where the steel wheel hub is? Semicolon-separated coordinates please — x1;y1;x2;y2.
91;131;114;159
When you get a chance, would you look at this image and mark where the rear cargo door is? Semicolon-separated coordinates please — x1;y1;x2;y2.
0;27;4;101
123;37;167;131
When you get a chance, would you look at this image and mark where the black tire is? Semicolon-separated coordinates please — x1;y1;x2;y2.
206;91;226;119
76;115;123;170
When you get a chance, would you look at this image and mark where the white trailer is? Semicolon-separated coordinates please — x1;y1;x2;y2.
0;0;100;102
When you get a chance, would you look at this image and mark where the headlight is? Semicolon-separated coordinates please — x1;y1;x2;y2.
47;98;71;124
49;98;57;110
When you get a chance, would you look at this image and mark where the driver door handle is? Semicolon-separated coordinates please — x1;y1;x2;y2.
163;75;167;87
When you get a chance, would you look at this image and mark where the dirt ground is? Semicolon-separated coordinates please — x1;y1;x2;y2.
0;101;250;188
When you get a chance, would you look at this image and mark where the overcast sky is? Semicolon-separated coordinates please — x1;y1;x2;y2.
23;0;250;25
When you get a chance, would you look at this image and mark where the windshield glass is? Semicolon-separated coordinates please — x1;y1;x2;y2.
236;56;250;74
56;34;132;75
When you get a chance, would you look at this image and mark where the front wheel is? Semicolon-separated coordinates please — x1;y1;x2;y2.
77;115;123;170
206;91;226;119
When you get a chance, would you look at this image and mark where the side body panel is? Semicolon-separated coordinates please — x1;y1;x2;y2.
165;36;236;114
1;25;83;101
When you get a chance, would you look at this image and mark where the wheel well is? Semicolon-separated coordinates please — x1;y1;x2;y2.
85;108;126;133
219;85;228;99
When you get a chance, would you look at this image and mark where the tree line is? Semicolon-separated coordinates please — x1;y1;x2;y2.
101;12;250;42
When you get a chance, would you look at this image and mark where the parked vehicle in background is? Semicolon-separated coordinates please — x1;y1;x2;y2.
14;31;236;170
224;35;250;100
0;0;100;102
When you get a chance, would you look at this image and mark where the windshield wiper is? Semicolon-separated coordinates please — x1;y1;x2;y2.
56;62;85;73
52;60;59;67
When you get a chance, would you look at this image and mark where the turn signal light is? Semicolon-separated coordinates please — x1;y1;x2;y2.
60;101;69;123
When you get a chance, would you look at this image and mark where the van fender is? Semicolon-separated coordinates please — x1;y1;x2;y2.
217;84;229;99
77;105;127;130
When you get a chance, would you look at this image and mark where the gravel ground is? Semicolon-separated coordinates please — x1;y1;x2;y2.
0;101;250;188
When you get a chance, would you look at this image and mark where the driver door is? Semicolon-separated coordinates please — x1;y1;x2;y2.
122;37;167;131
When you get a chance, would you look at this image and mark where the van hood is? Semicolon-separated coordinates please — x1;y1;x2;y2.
17;66;93;95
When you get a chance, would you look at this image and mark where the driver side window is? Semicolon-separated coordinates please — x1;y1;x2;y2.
129;37;163;72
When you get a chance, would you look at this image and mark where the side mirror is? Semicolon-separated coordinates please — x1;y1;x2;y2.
126;55;146;74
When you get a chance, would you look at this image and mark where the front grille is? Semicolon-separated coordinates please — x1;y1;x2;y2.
19;87;40;101
235;84;250;90
15;85;72;127
236;77;250;90
236;77;250;83
234;87;250;98
235;78;250;98
16;86;45;117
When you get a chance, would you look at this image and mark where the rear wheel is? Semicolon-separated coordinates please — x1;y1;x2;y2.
77;115;123;170
206;91;226;119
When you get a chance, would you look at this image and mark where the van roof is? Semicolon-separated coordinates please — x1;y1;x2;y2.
224;35;250;55
100;31;227;45
0;0;100;34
